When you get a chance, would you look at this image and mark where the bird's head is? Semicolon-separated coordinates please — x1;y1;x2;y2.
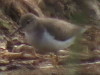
19;13;38;29
10;13;38;36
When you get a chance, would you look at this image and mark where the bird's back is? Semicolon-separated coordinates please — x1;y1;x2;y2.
38;18;83;41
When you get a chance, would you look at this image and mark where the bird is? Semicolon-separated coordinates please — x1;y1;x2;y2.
15;13;89;54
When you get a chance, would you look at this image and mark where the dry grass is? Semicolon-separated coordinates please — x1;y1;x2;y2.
0;0;44;22
0;0;100;75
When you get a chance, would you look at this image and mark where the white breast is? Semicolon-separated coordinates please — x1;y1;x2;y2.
41;31;76;50
24;30;76;51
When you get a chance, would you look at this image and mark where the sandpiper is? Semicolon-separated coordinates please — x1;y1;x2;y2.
15;13;89;53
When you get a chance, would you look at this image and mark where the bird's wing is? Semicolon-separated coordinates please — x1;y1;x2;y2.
42;18;83;41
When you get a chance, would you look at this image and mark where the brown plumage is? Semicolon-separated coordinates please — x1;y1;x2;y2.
19;13;87;53
37;18;82;41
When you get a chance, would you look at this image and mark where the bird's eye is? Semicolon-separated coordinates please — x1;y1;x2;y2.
26;20;31;24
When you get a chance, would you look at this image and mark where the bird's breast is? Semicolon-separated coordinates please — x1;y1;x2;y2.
24;30;76;52
41;31;76;50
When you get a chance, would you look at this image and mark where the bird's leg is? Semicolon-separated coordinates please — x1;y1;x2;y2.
49;52;59;66
31;48;43;58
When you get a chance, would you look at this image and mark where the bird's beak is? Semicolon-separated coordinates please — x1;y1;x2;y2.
10;26;23;36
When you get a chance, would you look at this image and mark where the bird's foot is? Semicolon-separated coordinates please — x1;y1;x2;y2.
49;53;59;66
